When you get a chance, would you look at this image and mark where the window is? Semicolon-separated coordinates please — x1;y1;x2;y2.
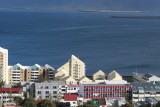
46;96;49;98
45;86;49;89
38;91;41;94
46;91;49;94
53;86;57;89
53;91;57;94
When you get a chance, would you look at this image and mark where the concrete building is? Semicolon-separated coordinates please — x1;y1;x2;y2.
35;81;66;101
28;64;43;82
0;88;23;105
105;97;126;107
143;73;160;84
8;64;55;84
131;82;160;102
79;76;92;84
93;70;106;80
79;80;132;102
55;55;86;81
62;94;78;107
66;84;79;94
0;47;8;84
108;70;123;81
133;72;160;84
8;64;29;84
43;64;55;80
62;76;77;85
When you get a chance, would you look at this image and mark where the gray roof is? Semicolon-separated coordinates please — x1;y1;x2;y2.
35;81;66;86
143;73;153;78
131;82;160;92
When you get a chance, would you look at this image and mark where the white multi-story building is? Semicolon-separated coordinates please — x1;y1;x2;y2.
0;88;23;104
0;47;8;84
35;81;66;101
55;55;86;81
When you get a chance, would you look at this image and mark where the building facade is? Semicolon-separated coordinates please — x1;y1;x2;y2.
0;88;23;105
55;55;86;81
8;64;29;84
131;82;160;102
35;81;66;101
0;47;8;84
79;80;132;102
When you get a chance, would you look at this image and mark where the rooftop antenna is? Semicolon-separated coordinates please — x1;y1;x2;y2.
136;66;138;73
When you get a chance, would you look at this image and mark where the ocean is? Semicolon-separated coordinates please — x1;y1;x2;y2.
0;9;160;76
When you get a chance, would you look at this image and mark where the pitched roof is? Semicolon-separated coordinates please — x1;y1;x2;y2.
143;73;153;78
64;94;77;101
107;70;123;80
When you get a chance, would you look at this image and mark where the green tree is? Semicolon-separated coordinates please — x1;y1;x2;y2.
29;89;34;98
154;101;160;107
83;101;97;107
13;96;23;105
13;82;23;88
140;104;150;107
40;99;56;107
22;98;37;107
0;81;4;88
122;104;134;107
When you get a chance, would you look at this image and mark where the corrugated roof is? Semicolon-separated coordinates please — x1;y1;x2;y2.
131;82;160;92
64;94;77;101
0;88;21;92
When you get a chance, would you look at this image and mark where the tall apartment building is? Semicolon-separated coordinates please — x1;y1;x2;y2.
0;47;8;84
8;63;29;84
8;64;55;84
55;55;86;81
28;64;43;82
43;64;55;80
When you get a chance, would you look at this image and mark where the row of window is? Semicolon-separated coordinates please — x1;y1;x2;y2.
84;88;129;91
84;93;129;97
133;92;160;94
38;91;57;94
39;86;57;89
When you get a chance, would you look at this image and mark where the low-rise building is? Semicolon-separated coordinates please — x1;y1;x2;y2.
0;88;23;105
35;81;66;101
79;80;132;102
92;70;106;81
131;82;160;102
132;72;160;84
66;84;79;94
62;94;78;107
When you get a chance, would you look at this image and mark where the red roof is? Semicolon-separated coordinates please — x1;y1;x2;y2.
0;88;21;92
64;94;77;101
35;100;43;104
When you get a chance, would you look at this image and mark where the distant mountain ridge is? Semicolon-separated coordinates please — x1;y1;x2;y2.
0;0;160;11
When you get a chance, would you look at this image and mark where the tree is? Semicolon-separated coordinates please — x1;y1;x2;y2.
29;89;34;98
83;101;97;107
122;104;134;107
22;98;37;107
13;96;23;105
140;104;150;107
40;99;56;107
13;82;23;88
0;81;4;88
154;101;160;107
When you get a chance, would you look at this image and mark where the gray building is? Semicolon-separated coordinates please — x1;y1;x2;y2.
35;81;66;101
131;82;160;102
